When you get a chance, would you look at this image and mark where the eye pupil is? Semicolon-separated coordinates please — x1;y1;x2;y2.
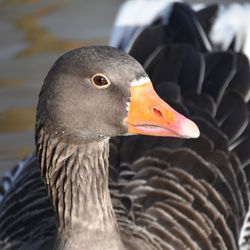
93;75;109;86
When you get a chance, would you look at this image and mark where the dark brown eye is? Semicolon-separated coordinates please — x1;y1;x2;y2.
91;74;110;88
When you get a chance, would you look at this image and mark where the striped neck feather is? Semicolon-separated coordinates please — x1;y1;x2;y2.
35;127;124;250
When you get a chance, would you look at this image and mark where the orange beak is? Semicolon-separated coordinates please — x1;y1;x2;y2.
126;82;200;138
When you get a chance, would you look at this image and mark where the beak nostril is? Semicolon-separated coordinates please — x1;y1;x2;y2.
152;107;163;118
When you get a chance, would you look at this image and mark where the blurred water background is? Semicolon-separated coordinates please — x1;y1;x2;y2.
0;0;248;176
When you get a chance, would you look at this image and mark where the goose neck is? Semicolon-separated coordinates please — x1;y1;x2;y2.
36;131;124;249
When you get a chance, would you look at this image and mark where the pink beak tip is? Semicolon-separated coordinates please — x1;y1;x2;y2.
180;118;200;139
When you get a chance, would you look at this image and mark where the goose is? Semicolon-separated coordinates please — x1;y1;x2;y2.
1;2;250;250
0;43;199;250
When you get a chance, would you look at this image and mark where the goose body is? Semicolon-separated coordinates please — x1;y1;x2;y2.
1;2;250;250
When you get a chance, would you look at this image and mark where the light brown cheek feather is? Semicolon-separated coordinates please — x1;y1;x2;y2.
126;83;200;138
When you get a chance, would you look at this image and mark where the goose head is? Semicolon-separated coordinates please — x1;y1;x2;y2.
36;46;199;143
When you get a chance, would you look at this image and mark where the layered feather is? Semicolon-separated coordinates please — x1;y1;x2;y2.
1;2;250;249
111;2;250;249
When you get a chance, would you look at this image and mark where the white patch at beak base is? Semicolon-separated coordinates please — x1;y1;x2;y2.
126;102;130;112
130;77;150;87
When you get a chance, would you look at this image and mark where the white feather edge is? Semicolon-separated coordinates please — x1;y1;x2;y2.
114;0;181;27
239;207;250;249
209;3;250;61
0;152;35;203
111;1;250;61
110;0;182;48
